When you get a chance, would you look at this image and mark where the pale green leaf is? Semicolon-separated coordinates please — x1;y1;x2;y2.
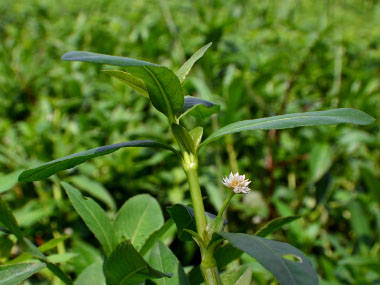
0;263;46;285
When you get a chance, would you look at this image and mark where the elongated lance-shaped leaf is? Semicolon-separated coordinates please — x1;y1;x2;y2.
62;182;119;256
255;215;301;237
103;70;149;98
104;240;171;285
0;263;46;285
62;51;184;121
200;108;375;148
177;96;220;119
218;232;318;285
177;42;212;83
19;140;177;182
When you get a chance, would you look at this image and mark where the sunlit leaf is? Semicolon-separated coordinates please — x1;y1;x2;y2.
0;263;46;285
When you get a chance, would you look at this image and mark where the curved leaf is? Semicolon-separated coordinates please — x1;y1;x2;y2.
201;108;375;148
62;182;118;256
0;263;46;285
19;140;177;182
62;51;184;121
103;70;148;97
104;240;170;285
177;42;212;83
218;232;318;285
177;96;220;119
113;194;164;251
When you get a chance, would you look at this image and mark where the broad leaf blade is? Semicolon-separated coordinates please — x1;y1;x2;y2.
113;194;164;251
147;241;190;285
201;108;375;148
177;96;220;119
177;42;212;83
19;140;176;182
74;262;105;285
104;240;170;285
62;182;118;256
255;215;301;237
103;70;148;97
62;51;184;121
0;263;46;285
0;170;24;194
218;232;318;285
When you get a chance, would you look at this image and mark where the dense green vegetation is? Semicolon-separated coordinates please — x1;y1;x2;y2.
1;0;379;284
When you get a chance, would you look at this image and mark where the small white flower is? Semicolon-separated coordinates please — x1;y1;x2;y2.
222;172;251;194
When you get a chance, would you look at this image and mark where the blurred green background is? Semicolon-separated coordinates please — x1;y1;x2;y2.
0;0;379;284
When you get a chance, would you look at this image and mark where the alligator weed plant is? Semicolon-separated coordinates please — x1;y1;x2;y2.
0;43;374;285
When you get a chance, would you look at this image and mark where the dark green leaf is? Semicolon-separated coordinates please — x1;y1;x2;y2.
177;42;212;83
19;140;177;182
171;123;195;154
177;96;220;119
103;70;149;97
167;204;197;241
139;218;174;257
0;197;23;239
62;182;118;255
218;232;318;285
201;108;375;148
255;215;301;237
0;263;46;285
0;238;13;259
147;241;190;285
113;194;164;251
104;240;170;285
315;172;333;205
0;170;24;194
62;51;184;121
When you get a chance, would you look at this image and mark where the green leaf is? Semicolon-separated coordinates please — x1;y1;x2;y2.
0;197;23;239
147;241;190;285
103;70;148;98
114;194;164;251
200;108;375;148
62;182;118;255
220;265;252;285
189;127;203;149
104;240;170;285
166;204;197;241
0;170;24;194
0;263;46;285
139;219;174;257
19;140;177;182
69;175;116;211
62;51;184;121
177;42;212;83
255;215;302;237
171;123;195;154
0;238;13;258
309;143;333;183
218;232;318;285
177;96;220;120
74;262;106;285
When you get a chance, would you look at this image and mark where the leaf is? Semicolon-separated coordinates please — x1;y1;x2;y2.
189;127;203;149
147;241;190;285
0;263;46;285
103;70;148;97
177;96;220;119
200;108;375;148
139;218;174;257
309;143;333;183
113;194;164;251
19;140;177;182
218;232;318;285
104;240;170;285
74;262;106;285
177;42;212;83
255;215;302;237
0;238;13;258
62;51;184;121
0;170;24;194
69;175;116;211
315;172;333;205
220;265;252;285
0;197;23;239
171;123;195;154
62;182;118;255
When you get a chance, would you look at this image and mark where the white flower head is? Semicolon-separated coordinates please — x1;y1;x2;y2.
222;172;251;194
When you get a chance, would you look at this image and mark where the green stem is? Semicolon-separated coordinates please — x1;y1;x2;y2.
217;191;235;218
